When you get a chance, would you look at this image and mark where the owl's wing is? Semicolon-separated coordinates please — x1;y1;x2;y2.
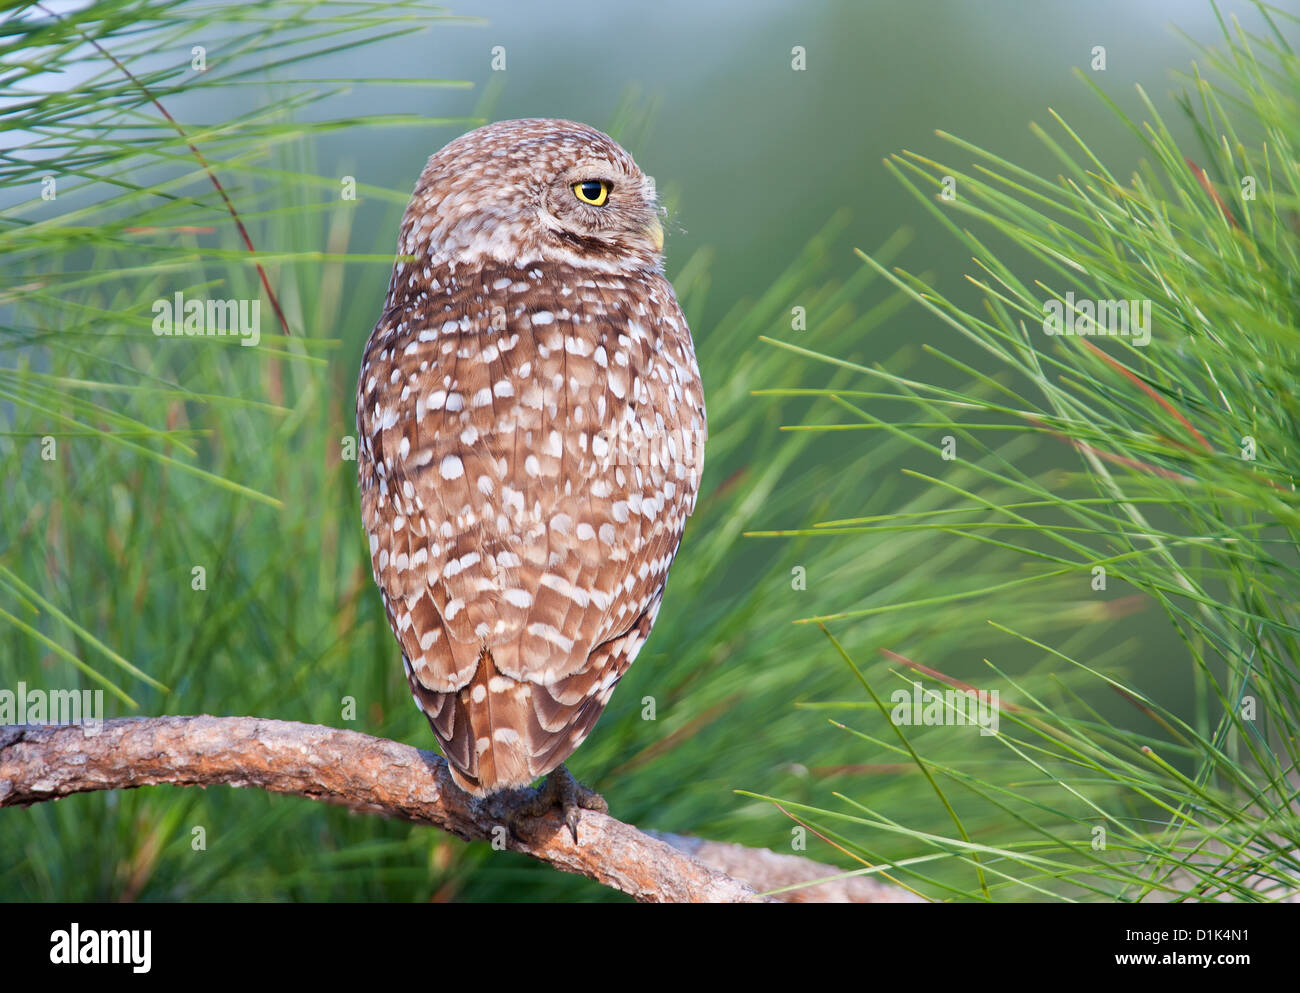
358;264;705;702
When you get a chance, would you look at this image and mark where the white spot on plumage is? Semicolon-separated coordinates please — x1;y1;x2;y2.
503;588;533;608
527;622;575;653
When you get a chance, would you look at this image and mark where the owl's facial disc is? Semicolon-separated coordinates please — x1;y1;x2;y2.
645;213;664;253
541;159;663;266
401;120;665;272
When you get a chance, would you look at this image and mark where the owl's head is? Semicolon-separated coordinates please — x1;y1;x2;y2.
400;118;665;273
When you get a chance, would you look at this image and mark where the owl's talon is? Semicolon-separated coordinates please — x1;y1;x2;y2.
514;765;606;844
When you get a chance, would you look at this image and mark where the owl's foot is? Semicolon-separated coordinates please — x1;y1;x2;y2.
515;765;608;844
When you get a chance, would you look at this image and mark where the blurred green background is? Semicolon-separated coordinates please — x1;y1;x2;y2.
2;0;1295;901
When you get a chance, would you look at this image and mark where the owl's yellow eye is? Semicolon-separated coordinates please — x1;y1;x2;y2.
572;180;610;206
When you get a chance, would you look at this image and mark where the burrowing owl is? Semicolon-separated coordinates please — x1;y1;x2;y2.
356;119;706;834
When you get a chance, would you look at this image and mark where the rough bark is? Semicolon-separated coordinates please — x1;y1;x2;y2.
0;716;916;903
646;831;921;903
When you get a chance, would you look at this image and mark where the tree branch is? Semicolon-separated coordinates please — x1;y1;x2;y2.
0;716;915;903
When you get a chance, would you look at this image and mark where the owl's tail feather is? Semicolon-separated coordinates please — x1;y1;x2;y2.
405;602;657;795
407;646;532;794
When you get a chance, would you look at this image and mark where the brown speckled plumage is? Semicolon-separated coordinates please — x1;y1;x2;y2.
356;119;706;795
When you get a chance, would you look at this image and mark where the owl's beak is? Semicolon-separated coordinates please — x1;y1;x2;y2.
646;215;664;253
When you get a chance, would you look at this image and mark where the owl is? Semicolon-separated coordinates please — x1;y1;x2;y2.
356;119;706;835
